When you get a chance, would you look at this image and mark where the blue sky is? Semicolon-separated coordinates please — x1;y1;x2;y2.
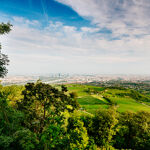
0;0;150;75
0;0;91;27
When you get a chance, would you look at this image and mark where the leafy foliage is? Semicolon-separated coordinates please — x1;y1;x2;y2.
0;83;150;149
66;111;89;150
40;114;66;150
91;107;118;148
0;23;12;35
0;22;12;77
114;111;150;150
17;82;79;133
0;53;9;77
12;129;39;150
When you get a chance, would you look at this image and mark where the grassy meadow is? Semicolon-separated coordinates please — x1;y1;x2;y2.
64;84;150;114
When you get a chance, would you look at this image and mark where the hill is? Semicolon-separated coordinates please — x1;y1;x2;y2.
1;83;150;114
1;82;150;149
64;84;150;114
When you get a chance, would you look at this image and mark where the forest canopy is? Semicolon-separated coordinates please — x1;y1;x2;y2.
0;83;150;150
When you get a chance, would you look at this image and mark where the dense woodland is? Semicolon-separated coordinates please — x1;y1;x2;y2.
0;23;150;150
0;82;150;150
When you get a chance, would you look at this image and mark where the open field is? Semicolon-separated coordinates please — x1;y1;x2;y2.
65;84;150;114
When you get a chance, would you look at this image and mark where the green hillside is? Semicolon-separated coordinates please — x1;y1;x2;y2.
1;83;150;149
65;84;150;114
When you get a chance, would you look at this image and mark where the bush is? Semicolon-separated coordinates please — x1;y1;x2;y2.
91;107;118;148
114;111;150;149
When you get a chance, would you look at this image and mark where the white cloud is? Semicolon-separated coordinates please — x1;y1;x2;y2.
81;27;99;33
12;16;40;27
55;0;150;37
0;15;150;74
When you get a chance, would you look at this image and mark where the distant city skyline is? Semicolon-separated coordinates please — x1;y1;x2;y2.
1;74;150;86
0;0;150;75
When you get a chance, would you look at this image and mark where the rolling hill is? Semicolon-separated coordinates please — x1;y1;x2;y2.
64;84;150;114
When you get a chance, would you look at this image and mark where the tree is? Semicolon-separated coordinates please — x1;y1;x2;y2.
40;114;67;150
0;89;24;150
12;129;39;150
0;22;12;77
66;111;89;150
114;111;150;150
91;107;118;148
17;82;80;133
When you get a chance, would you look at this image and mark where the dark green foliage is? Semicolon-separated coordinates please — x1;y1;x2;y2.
40;115;66;150
17;82;79;133
0;23;12;35
0;83;150;149
70;91;78;99
108;86;127;90
103;96;118;106
0;53;9;77
85;138;97;150
114;111;150;150
0;135;14;150
130;90;150;102
85;87;105;95
91;107;118;148
80;114;93;132
12;129;39;150
0;90;24;150
61;85;68;93
0;91;23;136
80;114;98;150
40;111;91;150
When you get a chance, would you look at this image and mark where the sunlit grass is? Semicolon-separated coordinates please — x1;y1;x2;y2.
65;84;150;114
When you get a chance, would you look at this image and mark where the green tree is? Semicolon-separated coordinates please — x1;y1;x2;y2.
114;111;150;150
0;90;24;150
40;114;67;150
17;82;79;133
66;111;89;150
0;23;12;77
91;107;118;148
12;129;39;150
1;85;24;106
80;113;97;150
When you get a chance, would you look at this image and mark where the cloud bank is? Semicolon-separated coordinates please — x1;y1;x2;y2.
55;0;150;37
1;0;150;74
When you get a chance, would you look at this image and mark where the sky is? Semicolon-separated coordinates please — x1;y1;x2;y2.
0;0;150;75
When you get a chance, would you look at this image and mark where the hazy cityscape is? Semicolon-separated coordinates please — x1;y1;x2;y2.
1;74;150;85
